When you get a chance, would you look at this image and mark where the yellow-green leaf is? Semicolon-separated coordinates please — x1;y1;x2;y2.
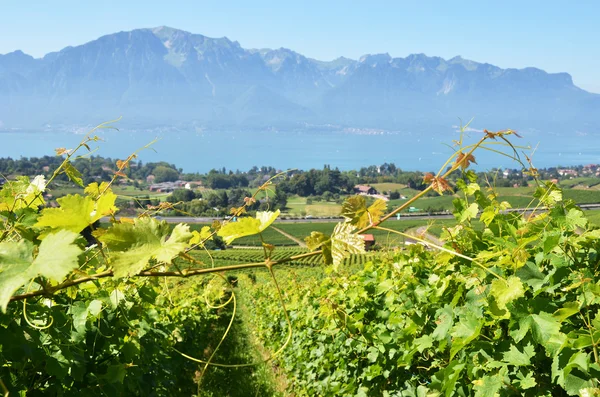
331;222;365;269
99;218;192;278
217;210;280;244
0;230;82;312
190;226;213;246
63;161;84;188
341;196;387;228
0;176;45;212
36;193;116;233
490;276;525;312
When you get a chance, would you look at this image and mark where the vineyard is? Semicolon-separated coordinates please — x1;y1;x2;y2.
189;247;376;268
3;126;600;396
189;223;298;246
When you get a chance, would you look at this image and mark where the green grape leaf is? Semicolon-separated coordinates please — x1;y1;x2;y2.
36;193;117;233
305;231;330;251
305;231;333;264
515;371;537;389
341;196;387;228
0;176;45;212
432;305;455;341
84;182;118;216
489;276;525;311
189;226;213;246
512;312;566;356
553;302;580;322
459;203;479;223
33;230;82;282
450;311;482;359
0;240;35;312
479;207;496;226
63;160;84;187
0;230;81;312
430;360;464;397
330;222;365;269
99;218;192;278
565;208;587;230
534;183;562;206
217;210;280;244
256;210;281;232
473;373;503;397
503;343;535;367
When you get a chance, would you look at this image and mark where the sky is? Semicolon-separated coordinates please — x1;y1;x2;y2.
0;0;599;93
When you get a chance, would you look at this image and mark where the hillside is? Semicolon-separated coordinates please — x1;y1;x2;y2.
0;26;598;132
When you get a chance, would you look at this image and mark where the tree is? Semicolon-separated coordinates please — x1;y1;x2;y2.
166;189;197;203
153;165;179;183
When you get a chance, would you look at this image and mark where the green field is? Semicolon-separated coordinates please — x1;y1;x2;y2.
189;223;298;246
275;218;457;246
559;177;600;189
51;184;171;201
370;183;407;192
188;247;374;267
285;196;342;217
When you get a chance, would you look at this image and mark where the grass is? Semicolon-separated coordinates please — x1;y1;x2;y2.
563;189;600;204
284;196;342;217
559;177;600;189
584;209;600;227
370;183;406;192
275;218;458;245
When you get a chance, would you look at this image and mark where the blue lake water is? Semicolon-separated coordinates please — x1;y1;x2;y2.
1;128;599;173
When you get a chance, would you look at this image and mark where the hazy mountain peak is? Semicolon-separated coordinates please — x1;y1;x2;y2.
0;26;596;132
359;53;392;66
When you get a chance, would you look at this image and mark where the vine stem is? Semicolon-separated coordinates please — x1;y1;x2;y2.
358;136;487;234
9;250;322;303
0;378;7;397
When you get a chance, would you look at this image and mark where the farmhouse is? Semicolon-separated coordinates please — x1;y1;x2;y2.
354;185;378;195
361;234;375;250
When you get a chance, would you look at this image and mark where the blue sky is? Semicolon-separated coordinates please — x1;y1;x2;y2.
1;0;598;92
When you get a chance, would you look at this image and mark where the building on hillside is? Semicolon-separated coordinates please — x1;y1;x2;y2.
354;185;378;195
361;234;375;250
149;181;186;193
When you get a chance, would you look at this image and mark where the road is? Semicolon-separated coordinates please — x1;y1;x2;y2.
101;203;600;224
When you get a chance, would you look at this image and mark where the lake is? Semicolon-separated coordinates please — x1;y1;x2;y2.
1;128;599;173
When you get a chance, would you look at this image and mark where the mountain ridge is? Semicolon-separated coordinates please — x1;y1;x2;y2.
0;26;597;132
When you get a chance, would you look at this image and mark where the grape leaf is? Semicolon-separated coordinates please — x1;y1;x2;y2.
99;218;192;278
217;210;280;244
342;196;387;228
36;193;117;233
0;230;82;312
190;226;213;246
512;312;566;356
305;232;334;264
0;176;45;212
0;240;35;312
432;305;454;341
459;203;479;223
450;310;482;359
305;231;330;251
330;222;365;269
33;230;82;282
473;373;503;397
490;276;525;311
63;161;84;188
503;343;535;367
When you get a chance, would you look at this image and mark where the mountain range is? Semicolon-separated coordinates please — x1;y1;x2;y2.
0;26;598;133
